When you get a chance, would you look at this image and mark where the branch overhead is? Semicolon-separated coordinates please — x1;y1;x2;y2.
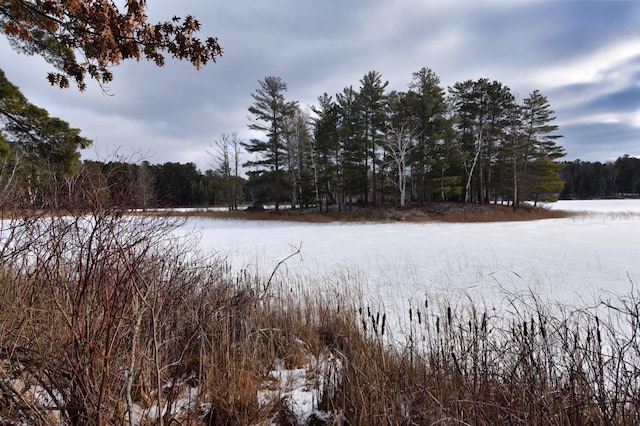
0;0;223;90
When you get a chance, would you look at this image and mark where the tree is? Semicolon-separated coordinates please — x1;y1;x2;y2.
449;79;514;203
528;156;565;205
311;93;340;210
560;156;639;199
431;105;465;202
516;90;564;207
210;132;243;210
243;76;297;211
335;85;366;209
405;67;452;203
283;107;314;208
151;162;204;206
358;71;388;206
1;0;222;90
615;155;640;196
383;119;416;208
0;67;91;207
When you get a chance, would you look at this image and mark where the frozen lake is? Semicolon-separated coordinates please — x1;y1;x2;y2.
185;199;640;321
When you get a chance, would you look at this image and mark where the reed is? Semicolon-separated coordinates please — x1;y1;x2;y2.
0;210;637;425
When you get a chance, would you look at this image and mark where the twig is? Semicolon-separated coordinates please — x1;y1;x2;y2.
262;242;303;296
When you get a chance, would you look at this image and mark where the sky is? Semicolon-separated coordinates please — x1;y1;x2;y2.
2;0;640;171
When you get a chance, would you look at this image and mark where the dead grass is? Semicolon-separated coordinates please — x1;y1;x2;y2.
1;208;637;425
150;202;574;223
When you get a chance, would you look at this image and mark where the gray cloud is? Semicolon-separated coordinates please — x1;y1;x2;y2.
2;0;640;170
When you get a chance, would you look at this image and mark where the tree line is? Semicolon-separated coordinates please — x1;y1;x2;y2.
6;58;640;211
560;155;640;199
242;70;566;211
0;66;249;211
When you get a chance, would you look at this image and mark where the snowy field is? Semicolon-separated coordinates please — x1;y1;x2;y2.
2;200;637;423
186;199;640;322
176;199;640;425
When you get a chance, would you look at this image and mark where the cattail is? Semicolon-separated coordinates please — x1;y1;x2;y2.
381;313;386;336
530;317;535;337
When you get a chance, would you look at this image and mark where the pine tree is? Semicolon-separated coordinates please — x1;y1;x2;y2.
449;79;514;203
311;93;341;210
515;90;564;207
358;71;388;206
406;67;449;203
335;86;366;209
0;68;91;207
243;76;297;211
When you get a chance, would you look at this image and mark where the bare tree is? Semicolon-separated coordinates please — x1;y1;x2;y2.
384;122;417;208
210;132;243;210
0;150;24;211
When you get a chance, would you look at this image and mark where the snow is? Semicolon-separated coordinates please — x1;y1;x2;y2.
189;200;640;314
8;200;637;424
180;199;640;423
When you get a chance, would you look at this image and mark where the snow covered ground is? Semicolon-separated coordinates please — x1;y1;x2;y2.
188;200;640;318
180;199;640;423
4;200;636;424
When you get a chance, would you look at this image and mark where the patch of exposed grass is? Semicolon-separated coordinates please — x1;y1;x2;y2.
150;202;574;223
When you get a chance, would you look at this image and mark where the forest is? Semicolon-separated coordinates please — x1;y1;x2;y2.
560;155;640;199
39;153;640;213
2;60;638;211
1;67;574;211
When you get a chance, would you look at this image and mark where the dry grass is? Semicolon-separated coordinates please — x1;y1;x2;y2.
0;208;637;425
152;202;573;223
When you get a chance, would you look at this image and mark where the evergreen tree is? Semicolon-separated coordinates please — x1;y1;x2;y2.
615;155;640;196
358;71;388;206
311;93;341;210
516;90;564;206
449;79;514;203
406;67;450;203
243;76;297;211
0;68;91;208
335;85;366;209
431;104;465;202
151;162;203;206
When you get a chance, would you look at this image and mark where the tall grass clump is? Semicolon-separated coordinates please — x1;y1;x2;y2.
312;289;640;425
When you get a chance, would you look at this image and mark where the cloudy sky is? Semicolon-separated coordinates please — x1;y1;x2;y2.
2;0;640;171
